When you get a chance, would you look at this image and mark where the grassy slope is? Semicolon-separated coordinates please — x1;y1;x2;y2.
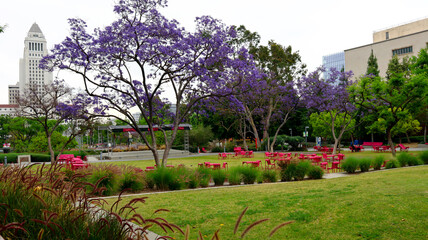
108;165;428;240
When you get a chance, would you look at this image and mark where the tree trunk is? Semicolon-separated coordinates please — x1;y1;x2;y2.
47;135;55;163
371;132;374;142
270;112;291;153
387;129;396;157
262;101;274;152
246;112;260;150
332;138;340;155
405;132;410;143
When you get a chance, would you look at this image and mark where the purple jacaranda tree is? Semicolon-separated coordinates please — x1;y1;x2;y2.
41;0;258;166
16;80;95;163
299;67;356;154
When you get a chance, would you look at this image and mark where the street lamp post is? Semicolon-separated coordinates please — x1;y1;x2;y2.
305;126;309;148
289;128;292;136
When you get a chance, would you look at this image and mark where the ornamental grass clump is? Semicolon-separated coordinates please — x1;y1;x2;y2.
118;167;146;193
87;164;121;196
228;167;242;185
294;161;312;180
240;166;260;184
372;156;384;170
262;169;278;183
0;164;178;239
341;157;359;173
195;167;211;188
211;169;227;186
281;163;297;181
397;152;412;167
419;150;428;164
385;160;400;169
359;158;372;172
307;166;324;179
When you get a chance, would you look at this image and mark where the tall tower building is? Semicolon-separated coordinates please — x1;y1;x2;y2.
9;23;53;104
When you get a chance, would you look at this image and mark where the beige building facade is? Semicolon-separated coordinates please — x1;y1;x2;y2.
345;19;428;79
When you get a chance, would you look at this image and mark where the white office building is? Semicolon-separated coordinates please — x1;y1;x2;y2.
9;23;53;104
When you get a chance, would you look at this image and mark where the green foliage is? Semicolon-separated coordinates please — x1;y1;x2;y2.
406;154;423;166
30;153;51;162
281;162;297;181
419;150;428;164
27;131;77;153
372;156;385;170
385;160;400;169
146;167;190;191
359;158;372;172
88;165;119;196
227;167;242;185
195;167;211;188
211;169;227;186
262;169;278;183
118;170;145;192
189;124;215;147
309;111;355;141
397;152;411;167
366;49;380;76
264;135;304;151
341;157;359;173
295;161;312;180
239;166;260;184
307;166;324;179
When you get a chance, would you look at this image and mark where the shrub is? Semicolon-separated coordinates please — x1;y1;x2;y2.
196;167;211;188
228;167;242;185
210;146;223;153
281;163;297;181
146;167;175;191
407;155;423;166
87;165;120;196
372;156;384;170
0;153;18;163
240;166;260;184
359;158;372;172
118;168;145;192
187;170;200;189
31;153;51;162
386;160;400;169
211;169;227;186
295;161;312;180
397;152;412;167
262;169;278;183
307;166;324;179
341;157;359;173
419;150;428;164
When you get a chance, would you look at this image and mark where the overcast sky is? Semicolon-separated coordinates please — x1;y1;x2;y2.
1;0;428;104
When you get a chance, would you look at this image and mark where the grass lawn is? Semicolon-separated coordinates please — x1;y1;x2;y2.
106;165;428;240
100;151;401;170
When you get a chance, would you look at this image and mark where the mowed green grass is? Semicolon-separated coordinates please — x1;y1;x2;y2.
100;151;399;170
106;165;428;240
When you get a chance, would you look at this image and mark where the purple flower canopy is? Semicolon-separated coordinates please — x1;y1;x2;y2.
300;67;355;113
40;0;259;124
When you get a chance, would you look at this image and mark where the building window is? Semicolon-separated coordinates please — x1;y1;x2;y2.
386;32;389;40
392;46;413;56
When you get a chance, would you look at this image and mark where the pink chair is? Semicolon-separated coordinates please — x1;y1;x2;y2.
328;161;340;173
398;144;409;151
320;162;328;172
265;159;276;169
222;162;228;170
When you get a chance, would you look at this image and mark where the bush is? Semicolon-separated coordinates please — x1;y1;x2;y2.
407;155;423;166
281;163;297;181
228;167;242;185
0;153;18;163
397;152;412;167
295;161;312;180
341;157;359;173
419;150;428;164
196;167;211;188
87;165;120;196
359;158;372;172
240;166;259;184
211;169;227;186
372;156;384;170
146;167;175;191
118;169;145;192
386;160;400;169
262;169;278;183
307;166;324;179
210;146;223;153
31;153;51;162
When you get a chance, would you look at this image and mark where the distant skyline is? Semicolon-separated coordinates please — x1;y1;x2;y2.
1;0;428;103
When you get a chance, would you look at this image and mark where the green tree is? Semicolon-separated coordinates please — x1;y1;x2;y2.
309;111;355;145
4;117;41;152
351;48;428;156
366;49;380;76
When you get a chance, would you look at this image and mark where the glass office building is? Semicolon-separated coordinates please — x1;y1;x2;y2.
322;52;345;80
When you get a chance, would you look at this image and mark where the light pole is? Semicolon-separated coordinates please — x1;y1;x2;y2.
289;128;292;136
305;126;309;148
